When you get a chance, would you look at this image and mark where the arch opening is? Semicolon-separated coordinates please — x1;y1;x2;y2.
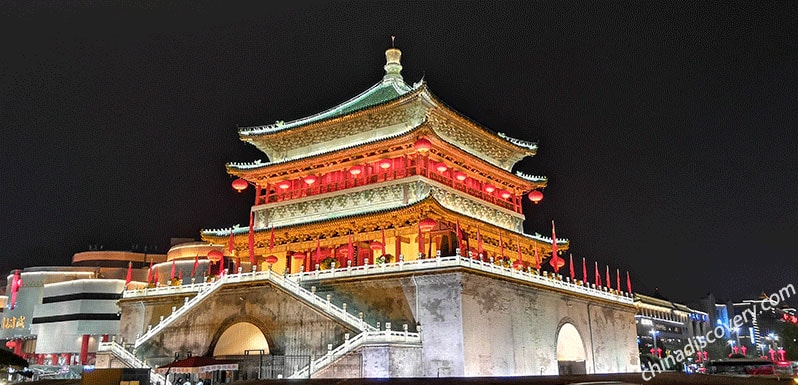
213;322;269;357
556;322;587;375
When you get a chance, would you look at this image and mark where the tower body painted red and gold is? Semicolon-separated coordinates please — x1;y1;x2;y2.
202;46;564;272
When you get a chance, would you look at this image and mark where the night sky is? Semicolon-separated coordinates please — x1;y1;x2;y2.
2;1;796;306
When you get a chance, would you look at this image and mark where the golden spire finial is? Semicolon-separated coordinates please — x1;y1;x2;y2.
383;37;403;81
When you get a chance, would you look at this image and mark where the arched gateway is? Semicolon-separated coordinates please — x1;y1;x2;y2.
213;322;269;356
556;322;587;375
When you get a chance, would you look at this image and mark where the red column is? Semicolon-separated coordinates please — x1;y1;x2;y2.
13;338;22;355
79;334;90;365
394;231;401;259
64;353;72;365
50;354;58;365
37;354;44;365
101;334;109;343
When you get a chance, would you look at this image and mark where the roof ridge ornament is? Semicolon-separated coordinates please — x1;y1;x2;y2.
383;36;403;82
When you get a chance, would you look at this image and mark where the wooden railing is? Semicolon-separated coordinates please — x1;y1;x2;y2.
255;156;519;212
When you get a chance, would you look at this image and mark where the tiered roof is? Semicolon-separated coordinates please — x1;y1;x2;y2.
233;47;539;172
202;44;567;258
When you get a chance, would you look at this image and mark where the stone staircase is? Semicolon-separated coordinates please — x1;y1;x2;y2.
132;269;377;349
289;328;422;379
97;341;169;385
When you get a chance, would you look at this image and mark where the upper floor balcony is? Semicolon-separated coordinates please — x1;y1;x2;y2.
254;155;526;213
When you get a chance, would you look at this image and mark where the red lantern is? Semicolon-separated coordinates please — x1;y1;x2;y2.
484;184;496;193
500;190;512;199
231;178;248;192
292;253;306;260
454;171;467;181
419;218;437;232
379;159;392;169
369;241;383;251
207;250;223;263
264;255;278;265
5;341;15;349
303;175;317;185
277;180;291;190
414;137;432;153
551;254;565;270
349;165;363;175
435;163;448;173
528;190;543;204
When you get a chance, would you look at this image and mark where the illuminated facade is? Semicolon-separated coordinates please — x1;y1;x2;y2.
634;293;710;368
111;45;639;381
0;250;166;375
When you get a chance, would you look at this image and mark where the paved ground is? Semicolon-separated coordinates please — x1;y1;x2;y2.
20;372;798;385
232;372;795;385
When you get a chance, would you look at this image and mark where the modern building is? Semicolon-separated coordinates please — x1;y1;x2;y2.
108;44;640;382
633;293;710;366
732;293;797;360
692;290;796;361
0;249;166;376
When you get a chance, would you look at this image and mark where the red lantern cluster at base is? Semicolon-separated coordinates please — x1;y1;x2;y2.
782;313;798;324
418;218;437;232
207;249;223;263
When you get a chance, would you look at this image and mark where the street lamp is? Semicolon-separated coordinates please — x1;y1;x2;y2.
650;330;660;357
731;327;741;353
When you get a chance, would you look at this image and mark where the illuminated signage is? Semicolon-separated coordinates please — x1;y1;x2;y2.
1;316;25;329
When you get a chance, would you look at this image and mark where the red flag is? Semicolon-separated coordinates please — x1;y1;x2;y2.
477;226;483;257
147;260;153;284
125;261;132;285
248;212;256;266
626;271;633;293
594;261;602;287
191;256;199;278
170;260;176;280
178;270;183;282
582;257;588;282
154;269;159;285
605;265;611;289
534;246;541;270
456;220;463;253
569;254;575;281
227;229;235;255
10;270;21;309
550;220;558;258
616;268;621;292
235;257;240;273
218;258;225;276
269;224;275;251
549;220;563;273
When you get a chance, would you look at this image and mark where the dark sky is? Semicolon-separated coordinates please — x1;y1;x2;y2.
2;1;796;306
